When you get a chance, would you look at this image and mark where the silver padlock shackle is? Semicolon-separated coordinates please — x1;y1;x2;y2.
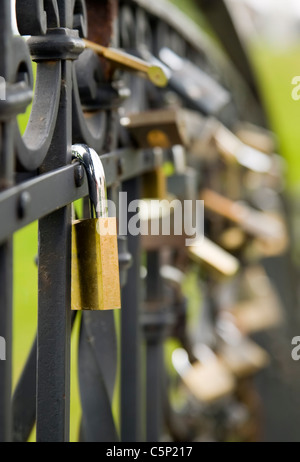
72;144;108;219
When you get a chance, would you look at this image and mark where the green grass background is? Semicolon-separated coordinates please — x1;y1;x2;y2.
12;0;300;442
250;42;300;189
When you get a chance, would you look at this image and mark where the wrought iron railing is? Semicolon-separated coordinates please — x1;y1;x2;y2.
1;0;297;444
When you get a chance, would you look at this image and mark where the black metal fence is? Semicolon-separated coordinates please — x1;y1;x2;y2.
1;0;299;443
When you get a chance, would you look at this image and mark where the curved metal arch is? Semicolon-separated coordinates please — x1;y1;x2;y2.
16;0;60;36
15;61;61;171
72;61;108;153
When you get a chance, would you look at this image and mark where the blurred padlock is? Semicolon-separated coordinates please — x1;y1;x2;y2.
120;108;187;200
230;265;283;335
120;108;187;150
71;144;121;311
217;314;269;378
188;236;240;280
172;346;235;404
158;47;232;117
234;122;276;155
201;188;287;243
218;227;247;253
167;146;198;202
181;110;276;175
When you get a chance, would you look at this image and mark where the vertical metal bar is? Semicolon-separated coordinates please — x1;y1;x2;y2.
120;177;142;442
0;125;14;444
12;337;37;443
145;251;163;442
37;212;71;442
0;0;15;442
36;57;73;442
0;240;13;443
146;341;163;442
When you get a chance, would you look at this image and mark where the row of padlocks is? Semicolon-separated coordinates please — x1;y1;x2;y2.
68;35;287;440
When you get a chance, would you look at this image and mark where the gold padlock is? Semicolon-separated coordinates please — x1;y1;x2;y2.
71;144;121;311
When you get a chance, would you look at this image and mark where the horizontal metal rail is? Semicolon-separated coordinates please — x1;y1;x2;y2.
0;148;161;244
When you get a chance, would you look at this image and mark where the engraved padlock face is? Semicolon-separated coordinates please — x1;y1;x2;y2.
71;144;121;311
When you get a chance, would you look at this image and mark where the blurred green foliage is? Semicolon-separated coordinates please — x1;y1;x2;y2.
250;42;300;190
168;0;208;29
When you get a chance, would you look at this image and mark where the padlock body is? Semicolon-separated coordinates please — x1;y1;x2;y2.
72;217;121;311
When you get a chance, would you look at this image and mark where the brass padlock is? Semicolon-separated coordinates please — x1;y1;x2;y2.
230;265;283;334
71;144;121;311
